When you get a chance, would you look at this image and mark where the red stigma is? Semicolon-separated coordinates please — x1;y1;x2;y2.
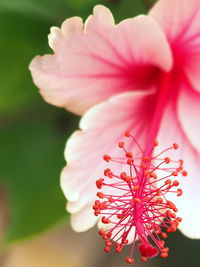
94;133;186;264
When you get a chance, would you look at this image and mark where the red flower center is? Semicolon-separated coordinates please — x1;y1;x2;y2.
93;132;187;263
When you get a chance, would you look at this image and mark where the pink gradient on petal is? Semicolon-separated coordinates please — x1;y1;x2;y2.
149;0;200;93
29;5;172;115
149;0;200;43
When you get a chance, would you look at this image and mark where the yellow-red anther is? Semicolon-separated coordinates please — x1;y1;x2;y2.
164;157;171;163
165;179;171;185
173;220;179;227
120;172;127;179
158;240;165;249
125;131;131;137
94;211;100;216
125;257;134;264
167;225;176;233
134;185;140;191
166;210;172;217
120;172;132;182
160;252;168;258
102;216;110;224
117;213;124;219
133;198;141;203
108;196;114;203
182;170;187;176
118;142;124;148
127;158;134;165
141;257;147;262
142;156;150;162
177;188;183;196
177;166;183;171
171;212;177;218
156;189;161;196
104;246;110;253
93;204;99;210
156;197;163;203
144;171;150;177
96;178;104;189
126;152;133;158
173;180;179;186
105;240;112;247
98;230;106;236
173;143;179;149
104;168;111;176
162;247;169;253
97;192;104;199
115;246;123;253
95;200;100;205
173;207;178;212
102;201;108;209
161;232;167;239
103;155;111;162
155;227;161;234
102;234;108;240
154;139;159;146
108;172;113;178
177;217;182;222
107;232;112;238
140;163;147;169
125;176;133;182
150;173;157;179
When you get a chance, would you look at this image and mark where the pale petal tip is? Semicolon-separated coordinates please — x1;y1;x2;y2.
61;17;83;36
48;26;62;50
179;227;200;240
28;55;41;72
70;205;98;232
60;170;80;202
92;4;115;25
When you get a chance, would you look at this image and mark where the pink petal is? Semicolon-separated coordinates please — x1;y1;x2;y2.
61;91;155;231
177;83;200;152
149;0;200;93
29;5;172;115
156;103;200;238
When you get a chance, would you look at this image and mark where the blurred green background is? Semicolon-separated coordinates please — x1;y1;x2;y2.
0;0;199;266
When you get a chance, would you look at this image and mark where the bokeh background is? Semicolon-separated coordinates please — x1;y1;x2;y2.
0;0;199;266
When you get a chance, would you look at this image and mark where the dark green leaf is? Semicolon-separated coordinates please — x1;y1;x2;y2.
104;0;147;22
0;106;79;242
0;0;98;21
0;12;51;113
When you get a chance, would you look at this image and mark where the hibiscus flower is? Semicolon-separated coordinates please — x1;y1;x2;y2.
29;0;200;243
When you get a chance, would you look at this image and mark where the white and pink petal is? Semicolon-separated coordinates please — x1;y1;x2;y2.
61;91;156;231
177;83;200;152
155;102;200;239
70;203;97;232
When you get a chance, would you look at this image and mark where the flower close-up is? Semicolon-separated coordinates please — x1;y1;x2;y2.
29;0;200;262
